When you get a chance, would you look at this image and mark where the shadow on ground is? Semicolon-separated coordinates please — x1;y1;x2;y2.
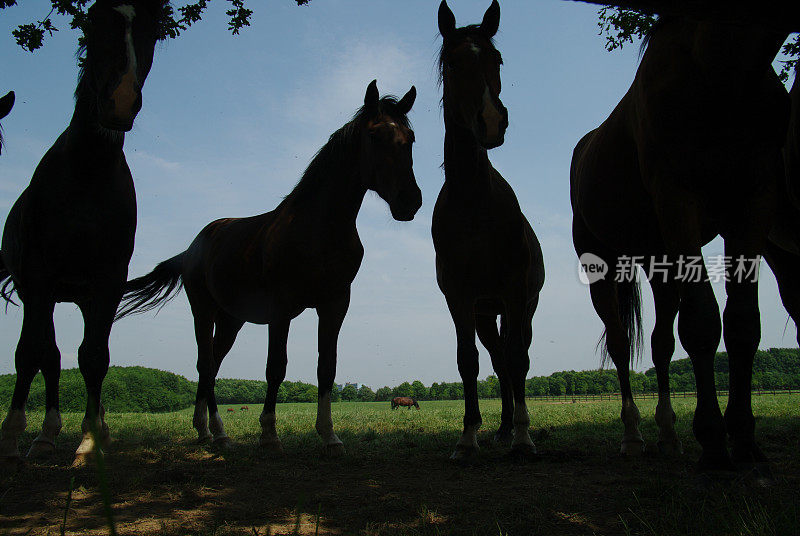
1;412;799;535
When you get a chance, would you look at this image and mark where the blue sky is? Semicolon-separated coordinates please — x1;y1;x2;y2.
0;0;797;389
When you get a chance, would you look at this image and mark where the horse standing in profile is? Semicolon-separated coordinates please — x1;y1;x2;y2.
0;0;167;467
391;396;419;410
432;0;545;461
116;81;421;456
571;15;790;471
0;91;15;155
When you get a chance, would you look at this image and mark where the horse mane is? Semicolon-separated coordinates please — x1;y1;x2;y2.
284;95;411;203
638;15;681;57
437;25;497;88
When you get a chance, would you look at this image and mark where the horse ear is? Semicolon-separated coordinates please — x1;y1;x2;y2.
480;0;500;38
0;91;14;120
365;79;379;111
438;1;456;39
397;86;416;115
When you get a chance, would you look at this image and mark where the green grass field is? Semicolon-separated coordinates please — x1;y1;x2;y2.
2;395;800;535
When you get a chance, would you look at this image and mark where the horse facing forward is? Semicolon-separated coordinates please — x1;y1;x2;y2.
433;0;545;461
116;81;421;456
391;397;419;410
0;0;166;467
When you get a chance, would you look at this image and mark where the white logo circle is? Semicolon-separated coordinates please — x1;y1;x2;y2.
578;253;608;285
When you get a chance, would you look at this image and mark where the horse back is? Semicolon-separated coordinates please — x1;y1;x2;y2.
184;205;364;323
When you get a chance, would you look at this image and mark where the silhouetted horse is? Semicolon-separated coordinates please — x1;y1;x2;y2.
0;91;14;155
391;397;419;410
0;0;166;466
116;81;421;456
571;16;790;471
433;0;545;461
766;71;800;340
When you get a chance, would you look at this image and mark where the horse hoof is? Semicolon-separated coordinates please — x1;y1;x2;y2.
657;439;683;456
450;445;479;463
196;434;212;445
493;431;513;446
70;452;92;469
211;436;232;450
620;439;645;457
27;440;56;458
322;443;346;458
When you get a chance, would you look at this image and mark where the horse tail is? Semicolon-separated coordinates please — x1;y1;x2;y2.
115;251;186;321
0;253;18;307
599;268;643;368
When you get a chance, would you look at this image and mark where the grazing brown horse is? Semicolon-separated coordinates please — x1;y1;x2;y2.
116;81;421;456
240;405;249;411
0;0;166;466
571;16;790;471
0;91;14;155
433;0;545;461
391;396;419;410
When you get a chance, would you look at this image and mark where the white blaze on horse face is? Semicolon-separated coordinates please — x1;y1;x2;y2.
480;85;503;143
0;408;27;458
110;5;139;122
315;391;343;446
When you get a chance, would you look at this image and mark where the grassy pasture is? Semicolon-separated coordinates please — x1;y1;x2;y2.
1;395;799;535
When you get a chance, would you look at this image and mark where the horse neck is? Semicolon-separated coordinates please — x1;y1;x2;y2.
66;90;125;158
288;142;367;228
442;98;490;191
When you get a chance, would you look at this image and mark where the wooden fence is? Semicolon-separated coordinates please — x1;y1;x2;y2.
526;389;798;403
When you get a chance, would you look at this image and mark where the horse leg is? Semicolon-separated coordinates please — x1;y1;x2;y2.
315;292;350;457
0;300;57;460
677;270;729;471
589;275;644;456
260;319;289;452
189;295;218;445
649;277;682;455
445;295;481;461
764;241;800;346
476;314;512;445
204;312;244;448
72;294;118;467
723;240;767;468
505;295;537;456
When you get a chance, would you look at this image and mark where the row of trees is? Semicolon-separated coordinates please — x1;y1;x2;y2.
1;348;798;412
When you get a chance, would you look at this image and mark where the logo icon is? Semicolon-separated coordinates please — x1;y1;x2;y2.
578;253;608;285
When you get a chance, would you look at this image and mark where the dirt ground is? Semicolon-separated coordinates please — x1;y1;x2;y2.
2;400;799;536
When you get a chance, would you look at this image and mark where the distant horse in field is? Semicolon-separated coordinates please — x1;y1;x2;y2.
432;0;545;461
116;81;421;456
571;15;790;471
240;405;249;411
391;397;419;410
0;0;167;467
0;91;14;155
227;408;235;413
